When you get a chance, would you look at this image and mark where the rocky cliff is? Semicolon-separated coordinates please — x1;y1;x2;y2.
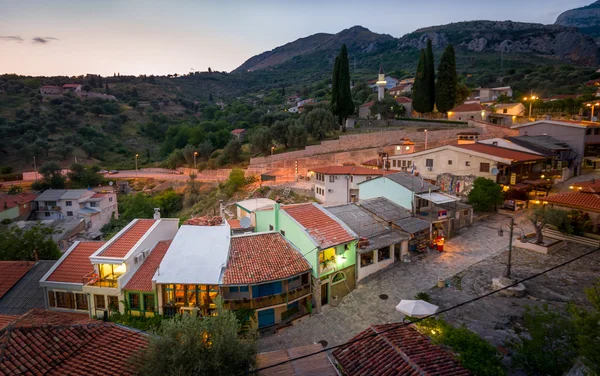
556;1;600;28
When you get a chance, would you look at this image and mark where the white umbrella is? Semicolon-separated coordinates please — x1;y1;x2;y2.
395;299;439;318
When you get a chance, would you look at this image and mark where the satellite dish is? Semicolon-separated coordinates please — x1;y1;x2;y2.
109;181;114;186
491;168;499;176
239;217;252;229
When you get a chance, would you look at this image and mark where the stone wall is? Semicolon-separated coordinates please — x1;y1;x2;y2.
355;118;467;129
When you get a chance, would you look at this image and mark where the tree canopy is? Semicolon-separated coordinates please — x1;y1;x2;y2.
412;49;430;114
435;45;457;114
304;108;335;140
424;39;436;113
369;97;406;120
0;224;61;261
330;44;354;131
467;177;503;212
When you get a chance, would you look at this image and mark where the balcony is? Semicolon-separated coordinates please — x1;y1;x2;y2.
224;284;311;310
37;206;61;212
83;272;118;288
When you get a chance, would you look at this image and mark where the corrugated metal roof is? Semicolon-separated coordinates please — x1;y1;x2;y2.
34;190;67;202
377;172;439;194
394;217;430;234
457;143;546;162
359;197;412;222
0;261;56;315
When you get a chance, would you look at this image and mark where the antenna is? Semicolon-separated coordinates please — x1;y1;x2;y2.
240;217;252;229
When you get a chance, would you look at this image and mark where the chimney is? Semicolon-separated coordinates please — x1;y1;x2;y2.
153;208;161;219
274;201;281;232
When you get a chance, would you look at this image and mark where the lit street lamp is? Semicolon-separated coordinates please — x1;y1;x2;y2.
135;153;139;173
271;146;275;156
586;102;600;121
194;151;198;170
424;129;428;150
523;95;538;119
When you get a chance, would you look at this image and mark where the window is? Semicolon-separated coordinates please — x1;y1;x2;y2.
595;128;600;135
108;296;119;311
109;197;113;202
75;293;88;310
269;225;274;231
65;201;72;206
329;175;335;183
448;160;452;165
280;230;286;236
425;159;433;167
45;212;50;217
129;293;140;310
94;294;106;309
360;252;374;267
229;286;239;293
392;160;397;167
378;247;391;261
143;294;155;311
407;161;412;167
587;129;592;135
90;202;98;207
470;116;474;119
465;161;471;167
240;286;249;292
503;109;508;114
48;291;56;307
350;176;353;183
480;163;490;173
332;272;346;284
66;211;73;217
401;160;406;167
56;292;74;309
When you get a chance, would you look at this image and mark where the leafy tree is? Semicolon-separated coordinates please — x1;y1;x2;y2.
369;97;406;120
163;149;185;169
249;127;272;154
330;44;354;132
7;186;23;195
424;39;436;113
128;100;138;108
352;82;375;105
0;224;61;261
272;119;298;147
154;188;183;217
304;108;335;140
182;144;199;167
287;122;308;148
456;83;470;106
569;280;600;375
435;44;457;114
91;105;103;117
82;141;97;158
412;49;430;114
67;163;104;188
197;140;214;160
467;177;503;212
221;139;243;165
38;161;66;189
54;142;73;160
511;305;578;376
133;301;256;376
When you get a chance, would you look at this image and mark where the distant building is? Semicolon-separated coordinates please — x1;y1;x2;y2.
40;86;62;95
62;84;82;93
468;86;513;102
388;83;413;96
448;102;491;121
231;128;247;140
358;96;412;119
0;193;37;222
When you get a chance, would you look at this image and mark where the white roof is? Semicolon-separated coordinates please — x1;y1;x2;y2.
511;120;589;129
415;192;460;204
478;138;542;155
154;224;230;285
235;198;276;213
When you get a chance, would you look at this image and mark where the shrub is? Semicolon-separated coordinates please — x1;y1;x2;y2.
414;292;431;302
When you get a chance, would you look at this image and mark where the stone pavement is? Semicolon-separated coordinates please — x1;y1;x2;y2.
258;213;527;352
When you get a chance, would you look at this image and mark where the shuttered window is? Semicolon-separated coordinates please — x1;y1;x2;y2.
56;292;75;309
48;291;56;307
75;293;88;310
95;294;106;309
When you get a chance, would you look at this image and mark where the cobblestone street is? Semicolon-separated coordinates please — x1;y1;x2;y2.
258;213;529;352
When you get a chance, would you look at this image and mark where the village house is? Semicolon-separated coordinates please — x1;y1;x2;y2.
62;83;82;92
309;165;392;205
512;120;600;173
255;203;357;313
487;102;526;126
358;172;473;239
544;180;600;232
468;86;513;102
34;189;118;232
0;192;37;222
221;232;312;329
447;102;491;121
234;198;276;227
358;96;413;119
325;204;408;282
39;85;63;95
231;128;247;140
388;83;413;96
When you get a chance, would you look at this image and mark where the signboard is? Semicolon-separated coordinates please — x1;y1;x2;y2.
510;173;516;185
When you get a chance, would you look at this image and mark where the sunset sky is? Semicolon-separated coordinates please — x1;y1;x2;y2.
0;0;590;76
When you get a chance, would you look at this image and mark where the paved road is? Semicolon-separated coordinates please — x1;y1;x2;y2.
102;170;190;181
257;213;530;352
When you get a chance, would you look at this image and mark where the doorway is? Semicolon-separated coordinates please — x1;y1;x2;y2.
320;282;329;306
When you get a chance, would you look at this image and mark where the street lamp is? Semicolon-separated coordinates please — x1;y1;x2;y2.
497;218;526;281
586;102;600;121
271;146;275;156
194;151;198;170
135;154;139;171
523;95;538;119
424;129;428;150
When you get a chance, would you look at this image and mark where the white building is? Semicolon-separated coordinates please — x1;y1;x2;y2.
310;166;391;206
34;189;118;232
448;103;491;121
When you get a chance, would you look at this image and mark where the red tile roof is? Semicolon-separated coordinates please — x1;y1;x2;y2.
450;102;485;112
9;309;93;327
99;219;156;258
310;165;390;176
0;315;18;330
227;219;243;229
282;203;355;248
333;324;470;376
62;83;81;88
231;128;246;134
183;216;223;226
0;261;35;299
45;241;105;284
362;158;382;167
223;233;311;285
0;309;148;375
457;143;546;162
360;96;412;108
257;343;338;376
124;240;171;291
0;193;37;211
545;191;600;212
572;179;600;190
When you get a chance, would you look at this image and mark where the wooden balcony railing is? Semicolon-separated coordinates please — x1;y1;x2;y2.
82;271;118;288
224;284;310;311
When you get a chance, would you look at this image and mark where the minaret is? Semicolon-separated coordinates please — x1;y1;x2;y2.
376;64;387;101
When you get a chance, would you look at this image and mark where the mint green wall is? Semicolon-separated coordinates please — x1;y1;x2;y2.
320;243;357;278
358;178;414;210
0;206;19;221
255;210;272;233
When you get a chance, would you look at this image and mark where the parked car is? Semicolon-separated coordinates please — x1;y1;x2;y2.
99;170;108;174
108;170;119;174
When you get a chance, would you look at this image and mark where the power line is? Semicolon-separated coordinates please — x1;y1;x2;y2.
251;245;600;374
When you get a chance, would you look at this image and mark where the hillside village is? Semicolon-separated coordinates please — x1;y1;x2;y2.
3;2;600;375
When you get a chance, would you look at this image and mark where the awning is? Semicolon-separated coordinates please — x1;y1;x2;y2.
521;179;552;187
356;230;409;254
395;299;439;318
77;207;101;216
510;183;531;191
394;217;430;234
415;192;460;204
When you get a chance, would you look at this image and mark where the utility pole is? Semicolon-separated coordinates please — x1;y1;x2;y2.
504;217;515;279
33;156;38;180
194;151;198;171
424;129;428;150
135;153;139;177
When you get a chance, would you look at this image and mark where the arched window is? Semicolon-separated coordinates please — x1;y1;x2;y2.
332;272;346;284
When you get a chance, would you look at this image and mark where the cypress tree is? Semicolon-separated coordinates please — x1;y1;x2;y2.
412;49;429;114
331;44;354;132
435;44;458;114
424;39;435;112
